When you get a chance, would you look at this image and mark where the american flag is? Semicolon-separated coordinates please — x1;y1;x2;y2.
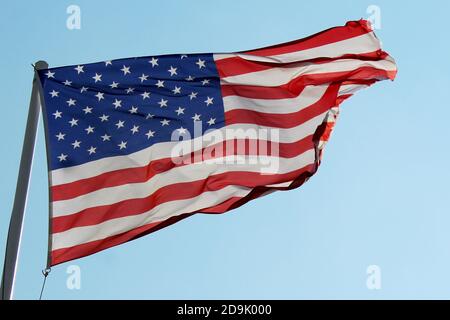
38;20;397;266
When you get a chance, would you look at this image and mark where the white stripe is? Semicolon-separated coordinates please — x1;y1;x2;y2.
265;181;293;188
214;32;381;63
52;150;316;217
220;59;396;87
223;84;329;113
52;185;253;250
51;110;331;185
338;84;369;95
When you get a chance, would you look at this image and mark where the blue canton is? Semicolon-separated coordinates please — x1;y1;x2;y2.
38;54;225;170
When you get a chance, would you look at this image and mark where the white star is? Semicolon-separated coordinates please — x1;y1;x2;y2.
141;91;150;99
121;65;131;75
112;99;122;109
185;75;195;81
155;80;165;88
125;87;135;94
118;141;127;150
49;90;59;98
146;113;154;119
101;134;111;141
95;92;104;101
105;60;112;66
85;126;95;134
92;73;102;83
69;118;79;127
52;110;62;119
55;132;65;141
71;140;81;149
158;99;168;108
129;106;138;114
160;119;170;126
204;96;214;106
57;153;67;162
175;107;185;115
115;120;125;129
99;114;109;122
87;146;97;155
145;130;155;139
201;79;210;85
180;54;188;59
66;98;76;106
177;127;187;134
109;81;119;89
45;70;55;78
191;113;201;121
168;66;177;76
196;58;206;69
139;73;149;82
83;106;93;114
63;80;72;86
149;57;158;67
130;125;140;134
74;65;84;74
207;118;216;126
172;86;181;94
80;86;88;93
189;92;198;100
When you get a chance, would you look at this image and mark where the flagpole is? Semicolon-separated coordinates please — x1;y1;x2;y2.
0;61;48;300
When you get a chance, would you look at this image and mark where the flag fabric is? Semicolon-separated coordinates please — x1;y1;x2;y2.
38;20;397;266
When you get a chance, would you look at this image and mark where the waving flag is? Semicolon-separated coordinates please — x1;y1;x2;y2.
38;20;397;266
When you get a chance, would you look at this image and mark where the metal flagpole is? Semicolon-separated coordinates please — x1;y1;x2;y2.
0;61;48;300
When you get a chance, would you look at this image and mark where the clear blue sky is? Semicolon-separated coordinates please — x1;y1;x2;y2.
1;0;449;299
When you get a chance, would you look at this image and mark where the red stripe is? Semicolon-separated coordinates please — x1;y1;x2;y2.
216;50;387;78
340;79;377;86
241;20;372;57
318;118;337;144
220;66;396;99
52;164;161;202
52;135;314;202
225;84;339;128
50;163;317;266
220;83;302;99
